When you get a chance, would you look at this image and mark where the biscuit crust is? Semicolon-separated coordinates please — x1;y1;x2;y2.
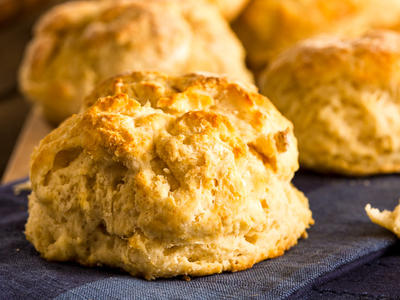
26;72;313;279
19;0;253;124
260;30;400;175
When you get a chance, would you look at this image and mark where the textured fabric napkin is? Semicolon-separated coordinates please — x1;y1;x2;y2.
0;172;399;299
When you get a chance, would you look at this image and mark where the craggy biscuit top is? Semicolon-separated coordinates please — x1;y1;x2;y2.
260;30;400;175
264;31;400;89
34;72;298;188
27;72;312;279
19;0;252;123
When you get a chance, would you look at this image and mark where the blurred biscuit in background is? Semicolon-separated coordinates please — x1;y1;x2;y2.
233;0;400;72
260;30;400;176
19;0;253;124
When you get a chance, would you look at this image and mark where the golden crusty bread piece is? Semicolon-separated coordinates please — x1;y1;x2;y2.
25;72;313;280
232;0;400;72
366;202;400;238
19;0;253;124
260;30;400;176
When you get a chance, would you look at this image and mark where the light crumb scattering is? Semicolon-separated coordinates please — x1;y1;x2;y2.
13;180;31;195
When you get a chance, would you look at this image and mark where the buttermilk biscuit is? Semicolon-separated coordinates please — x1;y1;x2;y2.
260;30;400;176
19;0;253;124
232;0;400;72
366;202;400;238
25;72;313;280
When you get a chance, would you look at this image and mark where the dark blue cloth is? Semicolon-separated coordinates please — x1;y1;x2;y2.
301;242;400;299
0;173;399;299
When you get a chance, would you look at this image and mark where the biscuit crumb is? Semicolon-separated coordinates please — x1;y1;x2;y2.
365;201;400;238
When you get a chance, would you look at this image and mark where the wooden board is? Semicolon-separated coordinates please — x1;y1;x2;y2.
2;107;52;183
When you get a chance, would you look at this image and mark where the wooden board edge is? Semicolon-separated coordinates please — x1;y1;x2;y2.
2;106;52;183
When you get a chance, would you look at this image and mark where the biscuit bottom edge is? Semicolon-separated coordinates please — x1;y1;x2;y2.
25;183;312;280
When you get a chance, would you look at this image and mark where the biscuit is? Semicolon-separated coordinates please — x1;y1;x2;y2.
366;203;400;238
19;0;253;124
25;72;313;280
232;0;400;71
260;30;400;176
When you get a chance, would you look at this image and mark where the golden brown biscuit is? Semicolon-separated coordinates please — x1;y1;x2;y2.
366;202;400;238
232;0;400;72
25;72;313;280
260;30;400;176
19;0;253;124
